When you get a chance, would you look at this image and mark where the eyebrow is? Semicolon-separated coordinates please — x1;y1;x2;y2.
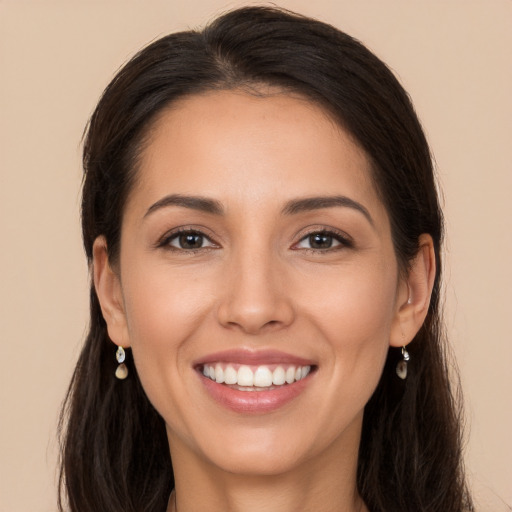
282;196;374;226
144;194;224;218
144;193;373;226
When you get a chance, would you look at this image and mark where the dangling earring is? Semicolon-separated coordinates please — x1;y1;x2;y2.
115;346;128;380
396;346;410;380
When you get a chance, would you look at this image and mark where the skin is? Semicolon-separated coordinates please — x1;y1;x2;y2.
94;90;436;512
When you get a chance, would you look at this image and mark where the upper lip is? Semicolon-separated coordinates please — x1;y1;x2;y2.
194;348;316;367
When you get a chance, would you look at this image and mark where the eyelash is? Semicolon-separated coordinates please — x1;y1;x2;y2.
156;227;353;253
293;228;353;252
157;228;218;252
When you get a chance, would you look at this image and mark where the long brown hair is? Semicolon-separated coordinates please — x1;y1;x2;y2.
59;6;473;511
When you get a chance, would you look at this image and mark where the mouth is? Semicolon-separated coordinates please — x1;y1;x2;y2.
200;362;313;391
194;350;317;413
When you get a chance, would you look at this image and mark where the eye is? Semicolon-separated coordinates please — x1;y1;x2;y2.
161;230;217;250
294;230;352;251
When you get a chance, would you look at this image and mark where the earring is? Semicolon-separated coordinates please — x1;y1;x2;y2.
396;346;410;380
115;346;128;380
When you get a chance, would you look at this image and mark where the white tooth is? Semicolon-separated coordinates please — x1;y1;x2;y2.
254;366;273;387
237;366;254;386
301;365;311;378
272;366;286;386
208;365;216;380
203;365;209;377
285;366;296;384
295;367;302;381
215;364;224;383
224;365;237;385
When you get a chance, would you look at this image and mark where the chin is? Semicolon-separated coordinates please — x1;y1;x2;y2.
207;446;307;477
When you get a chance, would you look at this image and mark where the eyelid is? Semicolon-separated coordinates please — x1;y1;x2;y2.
292;226;354;251
154;225;352;252
156;226;220;250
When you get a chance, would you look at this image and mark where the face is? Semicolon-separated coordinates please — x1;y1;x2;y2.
100;90;410;478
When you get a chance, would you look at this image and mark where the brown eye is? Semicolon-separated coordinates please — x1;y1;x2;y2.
295;230;351;251
180;233;203;249
308;233;334;249
166;231;215;250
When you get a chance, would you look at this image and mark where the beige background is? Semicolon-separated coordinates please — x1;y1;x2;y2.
0;1;510;510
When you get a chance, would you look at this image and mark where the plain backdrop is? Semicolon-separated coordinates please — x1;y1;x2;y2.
0;1;511;510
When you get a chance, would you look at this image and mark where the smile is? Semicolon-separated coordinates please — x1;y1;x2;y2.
202;363;312;389
196;351;316;413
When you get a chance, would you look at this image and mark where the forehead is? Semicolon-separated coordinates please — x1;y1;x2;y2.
127;90;384;221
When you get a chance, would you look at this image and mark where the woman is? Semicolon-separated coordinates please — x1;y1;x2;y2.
59;6;473;512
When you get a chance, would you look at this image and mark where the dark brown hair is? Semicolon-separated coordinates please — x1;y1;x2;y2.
59;6;472;511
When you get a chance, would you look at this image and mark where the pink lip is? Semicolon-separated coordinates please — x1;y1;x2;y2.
194;348;315;367
194;349;316;414
199;373;313;414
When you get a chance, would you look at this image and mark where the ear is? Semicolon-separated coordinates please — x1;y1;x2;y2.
390;234;436;347
92;236;130;348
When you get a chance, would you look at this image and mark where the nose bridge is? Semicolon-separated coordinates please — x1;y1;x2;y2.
217;239;294;333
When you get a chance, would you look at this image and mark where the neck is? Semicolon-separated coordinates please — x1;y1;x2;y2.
168;485;367;512
166;422;368;512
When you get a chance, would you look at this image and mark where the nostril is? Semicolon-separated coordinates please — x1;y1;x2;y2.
216;289;295;334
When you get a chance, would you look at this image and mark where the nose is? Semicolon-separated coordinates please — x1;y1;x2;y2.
216;249;295;335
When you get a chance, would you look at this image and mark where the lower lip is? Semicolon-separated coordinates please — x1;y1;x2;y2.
199;373;313;414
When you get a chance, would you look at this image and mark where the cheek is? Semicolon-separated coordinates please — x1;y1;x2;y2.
118;262;220;438
308;258;397;331
123;261;212;336
120;262;215;384
305;260;398;375
296;265;397;440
